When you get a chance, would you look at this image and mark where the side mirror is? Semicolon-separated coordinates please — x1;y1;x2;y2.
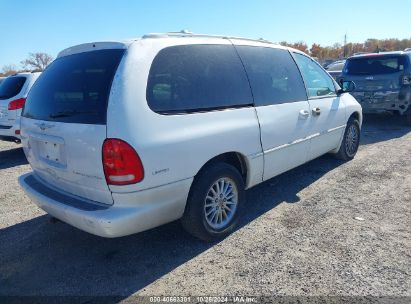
337;80;356;94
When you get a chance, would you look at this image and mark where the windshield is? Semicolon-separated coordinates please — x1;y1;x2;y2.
0;76;26;100
345;55;407;75
22;49;125;124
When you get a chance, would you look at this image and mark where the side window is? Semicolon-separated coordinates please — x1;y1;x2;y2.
0;77;27;100
236;46;307;106
293;53;336;98
147;44;253;114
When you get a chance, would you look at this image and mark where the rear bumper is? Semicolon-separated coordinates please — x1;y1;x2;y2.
0;120;21;140
19;173;193;238
351;88;411;114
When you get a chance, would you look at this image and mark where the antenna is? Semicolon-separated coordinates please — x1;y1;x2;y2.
343;33;347;58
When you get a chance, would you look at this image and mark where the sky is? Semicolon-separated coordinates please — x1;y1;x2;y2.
1;0;410;68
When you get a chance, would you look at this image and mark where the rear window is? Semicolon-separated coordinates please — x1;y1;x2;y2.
345;55;408;75
23;49;124;124
147;44;253;114
0;77;27;100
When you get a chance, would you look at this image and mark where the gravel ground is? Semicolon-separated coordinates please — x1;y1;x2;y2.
0;114;410;301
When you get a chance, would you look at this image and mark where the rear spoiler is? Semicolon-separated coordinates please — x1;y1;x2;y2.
58;41;133;58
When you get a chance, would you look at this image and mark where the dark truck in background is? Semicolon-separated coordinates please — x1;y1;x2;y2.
339;51;411;124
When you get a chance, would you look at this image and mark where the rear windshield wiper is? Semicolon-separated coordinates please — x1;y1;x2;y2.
49;110;98;118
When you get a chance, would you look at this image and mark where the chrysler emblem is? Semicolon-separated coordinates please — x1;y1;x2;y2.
35;122;55;131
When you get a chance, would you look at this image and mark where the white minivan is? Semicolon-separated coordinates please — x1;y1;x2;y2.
18;33;362;241
0;72;41;141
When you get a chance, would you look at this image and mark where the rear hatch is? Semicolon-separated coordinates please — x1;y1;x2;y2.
21;48;125;205
0;76;27;126
343;55;408;92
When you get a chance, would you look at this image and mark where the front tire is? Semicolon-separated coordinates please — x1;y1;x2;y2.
181;162;245;241
335;117;361;161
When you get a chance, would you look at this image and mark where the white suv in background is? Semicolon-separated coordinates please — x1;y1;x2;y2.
0;72;41;141
18;33;362;241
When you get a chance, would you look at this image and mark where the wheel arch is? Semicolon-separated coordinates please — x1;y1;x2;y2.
349;111;362;127
330;110;362;154
348;111;361;121
194;152;249;188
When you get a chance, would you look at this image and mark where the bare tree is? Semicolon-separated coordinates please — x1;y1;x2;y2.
21;52;53;71
1;64;18;76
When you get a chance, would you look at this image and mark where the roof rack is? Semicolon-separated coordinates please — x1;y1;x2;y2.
142;30;275;45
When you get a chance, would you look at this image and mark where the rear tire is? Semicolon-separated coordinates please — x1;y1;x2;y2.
181;162;245;242
335;117;361;161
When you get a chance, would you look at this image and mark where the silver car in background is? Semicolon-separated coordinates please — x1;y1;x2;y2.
325;60;345;80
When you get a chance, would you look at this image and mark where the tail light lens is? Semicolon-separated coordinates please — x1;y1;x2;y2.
102;139;144;185
8;98;26;110
402;75;411;85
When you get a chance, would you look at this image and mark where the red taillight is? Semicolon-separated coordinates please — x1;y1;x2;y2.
8;98;26;110
102;139;144;185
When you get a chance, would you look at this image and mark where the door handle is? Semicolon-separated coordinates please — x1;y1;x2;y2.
299;109;310;119
312;107;321;116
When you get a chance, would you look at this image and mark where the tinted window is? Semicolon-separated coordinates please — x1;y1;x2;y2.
147;44;253;114
0;77;26;100
236;46;307;106
345;55;408;75
293;53;336;98
23;49;124;124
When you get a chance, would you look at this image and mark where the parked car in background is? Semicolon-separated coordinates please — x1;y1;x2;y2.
321;59;335;68
18;33;362;241
340;51;411;124
325;60;346;80
0;72;41;142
